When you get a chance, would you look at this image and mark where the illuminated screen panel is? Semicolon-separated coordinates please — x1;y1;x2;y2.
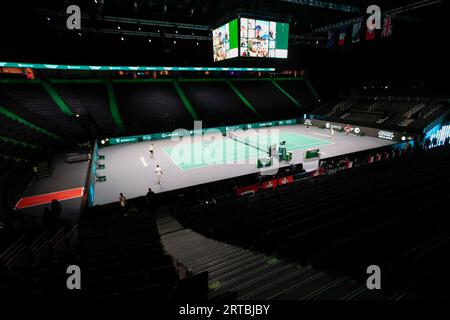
212;19;239;62
239;18;289;59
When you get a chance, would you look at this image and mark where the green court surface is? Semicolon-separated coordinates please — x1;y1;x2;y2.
162;132;332;170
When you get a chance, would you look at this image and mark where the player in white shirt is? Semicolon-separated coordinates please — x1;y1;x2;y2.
154;165;163;185
149;144;154;158
330;127;335;140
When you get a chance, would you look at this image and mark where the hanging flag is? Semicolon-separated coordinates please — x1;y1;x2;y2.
365;26;376;41
381;15;393;37
338;27;347;46
352;22;362;43
327;30;335;48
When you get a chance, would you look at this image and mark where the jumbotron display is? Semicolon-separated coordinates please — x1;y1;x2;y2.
212;18;239;62
240;18;289;58
212;17;289;61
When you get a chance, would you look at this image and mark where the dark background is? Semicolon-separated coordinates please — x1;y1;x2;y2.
1;1;449;94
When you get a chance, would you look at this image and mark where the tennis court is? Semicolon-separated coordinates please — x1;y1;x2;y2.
163;131;333;170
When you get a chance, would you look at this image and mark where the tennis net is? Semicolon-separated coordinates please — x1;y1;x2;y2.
227;131;269;155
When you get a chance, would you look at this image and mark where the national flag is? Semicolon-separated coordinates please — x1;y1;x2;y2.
365;26;376;41
338;27;347;46
278;176;294;186
381;15;393;37
327;30;334;48
261;179;277;190
352;22;362;43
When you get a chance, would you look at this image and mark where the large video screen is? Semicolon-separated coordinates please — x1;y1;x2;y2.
212;19;239;62
240;18;289;58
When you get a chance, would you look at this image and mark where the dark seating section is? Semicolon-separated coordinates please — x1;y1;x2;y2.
180;81;259;127
0;139;38;160
318;96;449;131
0;157;33;210
177;146;450;297
53;83;120;137
0;113;57;147
0;204;180;302
77;206;179;301
113;82;194;134
276;80;317;111
232;80;304;120
0;83;88;140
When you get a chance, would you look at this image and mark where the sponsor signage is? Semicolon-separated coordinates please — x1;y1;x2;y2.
378;130;395;140
0;61;275;72
107;119;297;145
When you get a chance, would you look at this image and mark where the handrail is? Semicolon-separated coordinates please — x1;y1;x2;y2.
1;224;79;270
0;235;25;259
0;235;26;268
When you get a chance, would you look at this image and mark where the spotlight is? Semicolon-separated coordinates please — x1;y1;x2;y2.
148;39;152;43
401;136;407;141
101;139;105;145
173;40;176;44
121;37;125;41
75;114;80;118
117;25;121;30
196;42;199;46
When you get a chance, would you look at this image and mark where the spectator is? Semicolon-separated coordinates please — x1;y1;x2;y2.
32;166;39;181
119;193;127;213
145;188;156;215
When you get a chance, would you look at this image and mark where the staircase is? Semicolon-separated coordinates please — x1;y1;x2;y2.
35;161;53;179
157;217;386;300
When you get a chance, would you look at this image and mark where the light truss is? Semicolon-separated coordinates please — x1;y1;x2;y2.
279;0;361;13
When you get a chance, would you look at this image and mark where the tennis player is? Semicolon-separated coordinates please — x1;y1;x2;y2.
149;143;154;158
154;165;163;185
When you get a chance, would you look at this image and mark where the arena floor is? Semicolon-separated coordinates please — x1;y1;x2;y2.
93;124;396;205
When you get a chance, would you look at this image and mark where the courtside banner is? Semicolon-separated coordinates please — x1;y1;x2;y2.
107;119;298;145
0;62;275;72
308;119;405;142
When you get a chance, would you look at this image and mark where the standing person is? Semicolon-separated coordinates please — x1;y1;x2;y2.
149;143;154;158
32;165;39;181
145;188;156;215
154;165;163;185
305;124;310;134
119;193;127;213
344;124;351;136
330;126;335;140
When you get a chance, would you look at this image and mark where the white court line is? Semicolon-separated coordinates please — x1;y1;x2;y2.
140;156;148;167
311;132;332;138
285;131;332;144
